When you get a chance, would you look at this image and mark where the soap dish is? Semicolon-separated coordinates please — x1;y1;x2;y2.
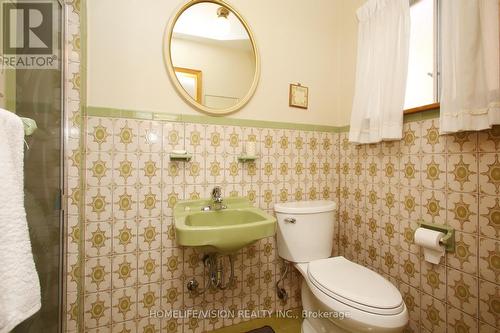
238;155;258;162
169;153;192;162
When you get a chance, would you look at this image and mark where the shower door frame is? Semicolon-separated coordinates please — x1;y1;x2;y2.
58;1;68;332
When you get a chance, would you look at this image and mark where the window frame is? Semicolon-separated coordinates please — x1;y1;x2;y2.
404;0;441;114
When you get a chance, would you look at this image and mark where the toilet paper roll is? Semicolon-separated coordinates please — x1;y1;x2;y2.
245;141;256;156
414;227;445;264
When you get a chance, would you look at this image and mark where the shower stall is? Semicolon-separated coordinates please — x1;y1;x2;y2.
1;1;66;332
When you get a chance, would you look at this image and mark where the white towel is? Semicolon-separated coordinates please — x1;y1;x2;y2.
0;109;41;333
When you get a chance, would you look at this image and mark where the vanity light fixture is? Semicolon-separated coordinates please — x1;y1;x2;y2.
216;6;231;36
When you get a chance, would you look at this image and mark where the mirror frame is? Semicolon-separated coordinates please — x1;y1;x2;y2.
164;0;260;115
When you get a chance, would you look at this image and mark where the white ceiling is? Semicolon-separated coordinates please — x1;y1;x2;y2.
173;2;250;41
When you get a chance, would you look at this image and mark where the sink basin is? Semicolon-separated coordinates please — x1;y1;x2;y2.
173;197;276;253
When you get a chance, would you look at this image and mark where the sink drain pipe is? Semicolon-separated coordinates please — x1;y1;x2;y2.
186;253;236;294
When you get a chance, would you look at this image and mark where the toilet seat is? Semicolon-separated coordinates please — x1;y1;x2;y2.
307;257;405;316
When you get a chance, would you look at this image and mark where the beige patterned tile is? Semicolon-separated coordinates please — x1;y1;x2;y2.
138;250;161;284
478;237;499;284
260;128;278;156
447;232;478;275
478;125;500;152
365;155;382;184
84;292;112;329
446;131;478;154
400;154;422;188
112;220;137;255
136;283;161;318
447;153;478;193
446;305;478;333
111;253;138;289
138;219;161;251
420;293;447;333
113;186;138;220
478;195;500;239
87;151;113;187
113;152;139;186
399;251;420;287
66;253;80;293
162;184;184;218
381;244;399;277
111;320;135;333
138;120;162;153
65;292;79;331
111;287;137;323
447;192;478;234
404;320;419;333
138;186;161;218
138;152;162;185
422;153;446;190
162;317;182;333
479;153;500;195
183;316;205;333
163;158;185;188
446;268;479;317
479;279;500;328
113;118;139;153
85;222;112;258
381;214;399;246
421;190;447;225
421;119;446;154
223;125;244;155
164;122;185;152
399;282;421;324
379;184;397;215
421;262;446;299
161;247;183;281
85;256;112;293
478;321;498;332
85;186;113;222
401;121;422;155
399;187;422;221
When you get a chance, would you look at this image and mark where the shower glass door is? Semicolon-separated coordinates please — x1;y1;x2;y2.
1;1;64;332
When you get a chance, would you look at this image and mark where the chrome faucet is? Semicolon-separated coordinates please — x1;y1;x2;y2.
201;186;227;211
212;186;223;204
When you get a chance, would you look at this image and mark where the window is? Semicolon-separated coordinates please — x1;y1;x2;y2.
404;0;440;111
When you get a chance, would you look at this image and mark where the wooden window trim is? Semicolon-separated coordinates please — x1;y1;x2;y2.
404;102;440;115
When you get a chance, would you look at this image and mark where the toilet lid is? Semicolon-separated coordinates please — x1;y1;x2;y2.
308;257;404;315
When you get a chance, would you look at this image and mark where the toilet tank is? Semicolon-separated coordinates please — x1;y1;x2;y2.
275;200;336;263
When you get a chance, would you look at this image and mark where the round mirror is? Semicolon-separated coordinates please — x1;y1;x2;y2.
165;0;260;115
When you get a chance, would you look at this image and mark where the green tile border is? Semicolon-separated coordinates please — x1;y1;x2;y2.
404;108;440;123
87;106;344;132
87;106;439;133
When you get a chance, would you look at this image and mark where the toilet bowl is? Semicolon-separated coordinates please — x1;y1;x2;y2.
274;201;408;333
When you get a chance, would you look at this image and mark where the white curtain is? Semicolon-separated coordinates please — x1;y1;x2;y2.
349;0;410;144
440;0;500;134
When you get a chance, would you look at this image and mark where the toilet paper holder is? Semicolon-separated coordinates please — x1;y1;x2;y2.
418;221;455;253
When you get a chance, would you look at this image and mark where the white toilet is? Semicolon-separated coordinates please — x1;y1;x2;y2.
275;200;409;333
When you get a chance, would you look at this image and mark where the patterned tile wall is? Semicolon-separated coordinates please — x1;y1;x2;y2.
64;0;83;332
336;118;500;333
79;116;337;332
65;3;498;331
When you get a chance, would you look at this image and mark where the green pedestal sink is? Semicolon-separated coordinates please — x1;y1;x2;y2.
173;197;276;254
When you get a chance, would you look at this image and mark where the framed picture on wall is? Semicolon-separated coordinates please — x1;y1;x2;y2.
289;83;308;109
